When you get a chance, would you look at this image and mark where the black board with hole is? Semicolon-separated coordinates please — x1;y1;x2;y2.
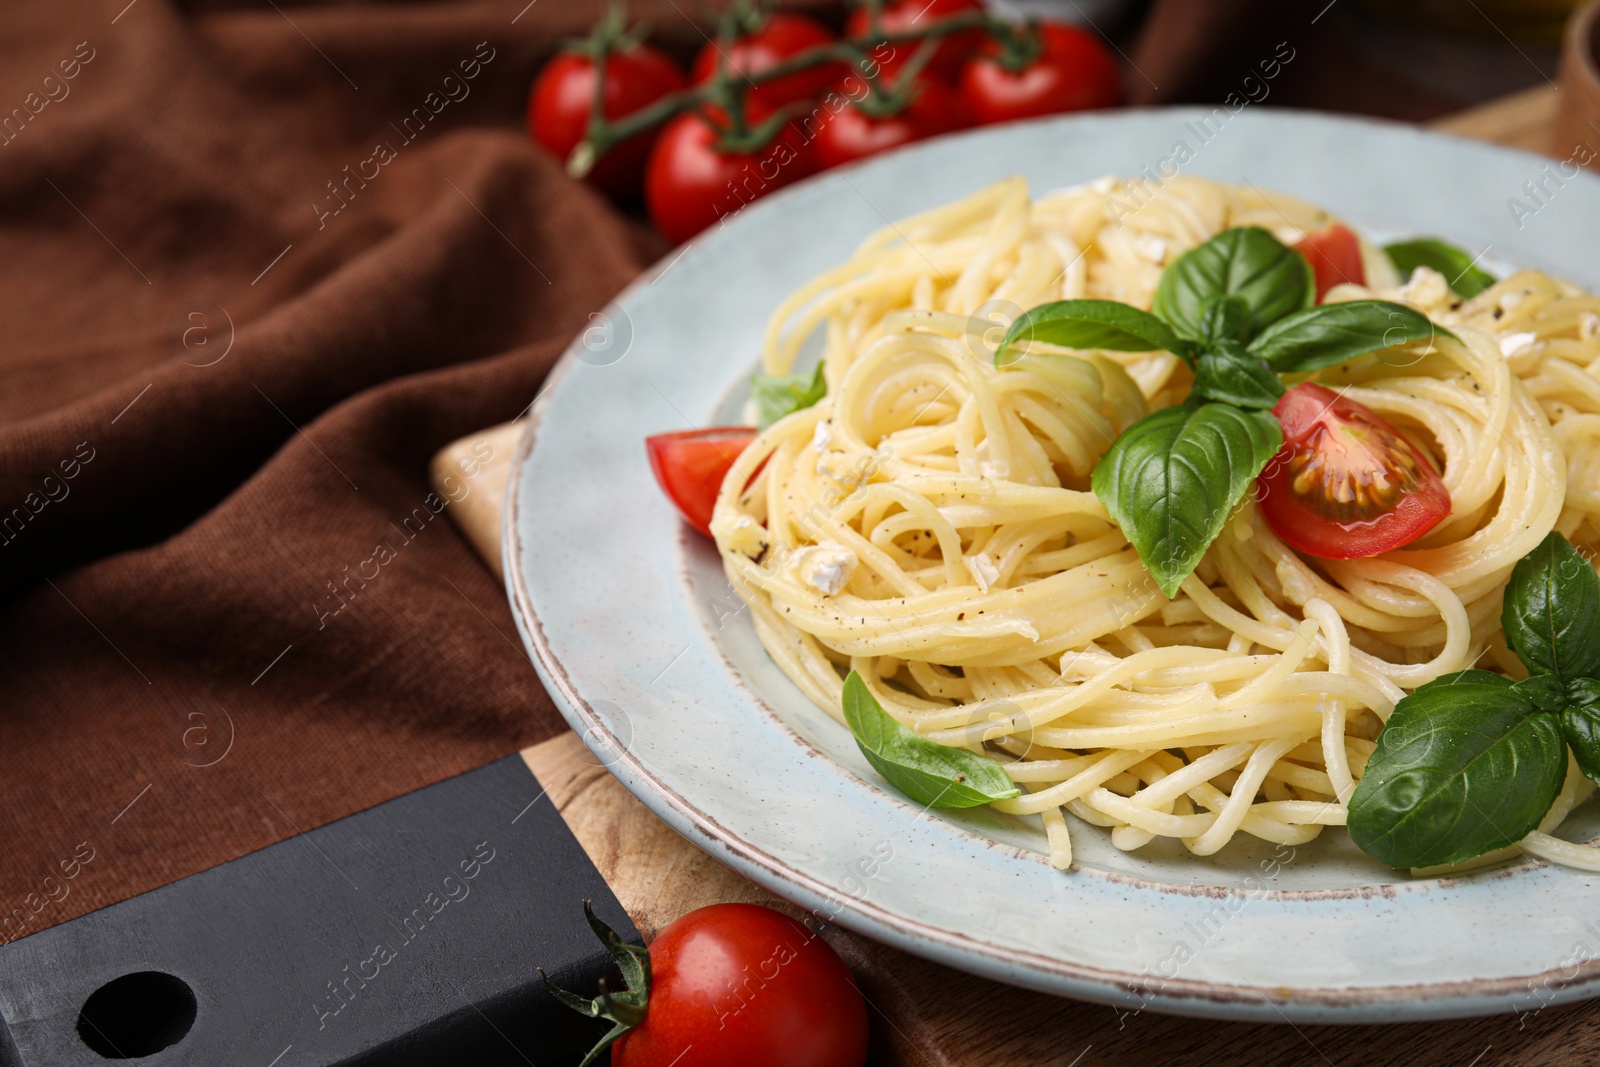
0;755;635;1065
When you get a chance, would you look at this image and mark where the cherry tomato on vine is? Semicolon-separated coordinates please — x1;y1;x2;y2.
546;902;870;1067
1296;224;1366;302
812;75;968;169
646;427;757;536
959;21;1121;124
1257;383;1450;559
529;44;686;199
613;904;868;1067
846;0;986;81
645;105;812;244
691;12;843;108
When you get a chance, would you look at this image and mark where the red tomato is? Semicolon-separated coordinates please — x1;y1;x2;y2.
691;12;842;108
612;904;868;1067
646;427;757;536
529;45;686;199
1257;383;1450;559
812;76;967;169
645;106;812;244
959;21;1121;124
1296;224;1366;303
846;0;986;80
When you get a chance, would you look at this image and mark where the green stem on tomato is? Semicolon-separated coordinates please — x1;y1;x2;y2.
564;9;1007;178
989;19;1043;74
852;34;939;119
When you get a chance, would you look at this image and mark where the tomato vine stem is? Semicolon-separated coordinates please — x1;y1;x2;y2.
565;8;1026;178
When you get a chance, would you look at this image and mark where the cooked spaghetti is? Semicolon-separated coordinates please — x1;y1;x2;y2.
709;176;1600;871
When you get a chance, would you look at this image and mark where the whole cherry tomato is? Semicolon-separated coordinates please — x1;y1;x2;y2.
846;0;987;81
691;12;843;108
611;904;869;1067
528;44;686;199
959;21;1121;124
1257;383;1450;559
645;105;812;244
812;75;968;169
646;427;757;536
1296;224;1367;302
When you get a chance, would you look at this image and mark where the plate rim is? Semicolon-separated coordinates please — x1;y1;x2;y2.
503;106;1600;1022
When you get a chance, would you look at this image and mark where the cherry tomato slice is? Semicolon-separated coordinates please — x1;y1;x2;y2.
646;427;757;537
812;75;967;169
691;12;843;108
846;0;986;81
1295;224;1366;303
528;45;686;200
959;21;1121;124
645;105;813;244
612;904;869;1067
1257;383;1450;559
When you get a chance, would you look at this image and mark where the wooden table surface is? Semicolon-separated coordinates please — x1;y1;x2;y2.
432;86;1600;1066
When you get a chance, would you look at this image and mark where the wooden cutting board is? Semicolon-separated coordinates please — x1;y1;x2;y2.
435;87;1600;1066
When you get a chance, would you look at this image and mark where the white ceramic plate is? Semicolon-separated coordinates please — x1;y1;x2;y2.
506;109;1600;1022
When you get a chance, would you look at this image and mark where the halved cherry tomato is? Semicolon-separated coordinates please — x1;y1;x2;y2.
845;0;986;81
812;75;967;169
1257;383;1450;559
959;21;1121;124
1296;224;1366;303
645;105;813;244
609;904;869;1067
646;427;757;536
691;12;843;108
528;45;686;200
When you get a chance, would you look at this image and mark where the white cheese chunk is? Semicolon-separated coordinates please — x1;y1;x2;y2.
811;419;831;452
1132;234;1168;263
713;514;768;559
792;542;857;596
974;439;1009;480
965;554;1001;593
1498;331;1539;357
1399;266;1449;309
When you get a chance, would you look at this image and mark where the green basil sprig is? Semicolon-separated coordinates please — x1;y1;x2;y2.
1349;532;1600;869
750;361;826;429
1250;300;1443;373
1153;226;1313;342
1384;237;1496;299
994;226;1453;598
1090;402;1282;595
842;671;1020;807
1001;300;1191;361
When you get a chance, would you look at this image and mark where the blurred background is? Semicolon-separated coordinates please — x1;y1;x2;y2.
1034;0;1574;119
618;0;1580;120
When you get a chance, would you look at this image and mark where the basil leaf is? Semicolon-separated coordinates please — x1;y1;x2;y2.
1090;402;1282;599
1347;681;1567;869
1384;238;1496;299
1562;677;1600;784
1411;669;1514;693
995;299;1190;365
1511;673;1567;713
1198;294;1251;346
1153;227;1312;343
751;361;826;429
1190;350;1285;410
841;671;1020;808
1501;531;1600;684
1248;300;1453;373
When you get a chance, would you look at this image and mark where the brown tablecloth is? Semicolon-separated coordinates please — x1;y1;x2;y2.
0;0;668;936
